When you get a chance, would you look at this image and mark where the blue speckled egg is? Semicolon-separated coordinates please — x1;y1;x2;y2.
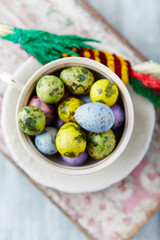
61;151;88;166
35;127;58;155
79;94;92;103
74;102;114;133
111;103;125;130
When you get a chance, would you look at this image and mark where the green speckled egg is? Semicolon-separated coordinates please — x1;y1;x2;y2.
56;122;87;157
58;97;84;123
87;129;116;159
36;75;65;104
18;106;46;136
60;66;95;95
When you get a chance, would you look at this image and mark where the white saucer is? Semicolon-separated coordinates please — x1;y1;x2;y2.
2;58;155;193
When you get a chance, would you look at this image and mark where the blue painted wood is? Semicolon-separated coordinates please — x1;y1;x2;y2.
0;154;87;240
86;0;160;63
133;211;160;240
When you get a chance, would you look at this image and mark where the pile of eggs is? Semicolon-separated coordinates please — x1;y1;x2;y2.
18;66;125;166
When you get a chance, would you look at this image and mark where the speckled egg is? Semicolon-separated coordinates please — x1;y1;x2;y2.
90;79;119;107
111;103;125;130
87;130;116;159
56;122;87;158
36;75;65;104
58;97;84;123
79;94;92;103
74;102;115;133
55;117;64;129
60;66;95;95
29;96;54;126
35;127;58;155
61;151;88;166
18;106;46;136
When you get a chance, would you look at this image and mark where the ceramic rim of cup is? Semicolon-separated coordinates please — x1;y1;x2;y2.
16;57;134;176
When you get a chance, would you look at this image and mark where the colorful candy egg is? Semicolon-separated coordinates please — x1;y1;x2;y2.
56;122;87;157
35;127;58;155
18;106;46;135
90;79;119;107
111;103;125;129
29;96;54;126
74;102;114;133
61;151;88;166
60;66;95;95
58;97;84;123
36;75;65;104
87;130;116;159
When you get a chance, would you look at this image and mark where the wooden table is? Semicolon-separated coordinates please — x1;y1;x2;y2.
0;1;159;239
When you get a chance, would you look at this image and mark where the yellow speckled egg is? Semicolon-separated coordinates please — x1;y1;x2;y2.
58;97;84;123
56;122;87;157
90;79;119;107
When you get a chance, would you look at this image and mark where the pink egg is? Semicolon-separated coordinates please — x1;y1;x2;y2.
29;96;54;126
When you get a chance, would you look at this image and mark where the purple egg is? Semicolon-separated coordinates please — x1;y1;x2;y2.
111;103;125;130
79;94;91;103
61;151;88;166
55;117;64;129
29;96;54;126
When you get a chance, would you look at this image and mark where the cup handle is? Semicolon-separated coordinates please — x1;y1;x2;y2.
0;72;24;91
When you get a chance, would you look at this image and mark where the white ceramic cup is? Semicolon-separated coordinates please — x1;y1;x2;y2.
15;57;134;175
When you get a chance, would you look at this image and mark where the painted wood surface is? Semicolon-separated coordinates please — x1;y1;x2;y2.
0;0;160;240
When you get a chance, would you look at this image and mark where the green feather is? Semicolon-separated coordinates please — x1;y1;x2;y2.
1;26;100;64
